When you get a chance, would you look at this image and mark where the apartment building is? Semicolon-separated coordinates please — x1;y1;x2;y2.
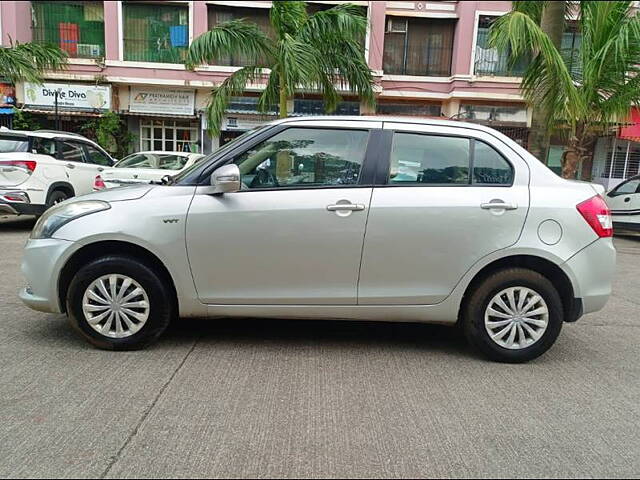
5;0;620;181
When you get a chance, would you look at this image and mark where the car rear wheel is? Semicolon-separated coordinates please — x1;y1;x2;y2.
67;255;174;350
463;268;563;363
47;190;69;208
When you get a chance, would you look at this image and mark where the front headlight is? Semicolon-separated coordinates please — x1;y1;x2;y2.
31;200;111;239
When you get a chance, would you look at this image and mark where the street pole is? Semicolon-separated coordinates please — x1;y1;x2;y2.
54;90;60;130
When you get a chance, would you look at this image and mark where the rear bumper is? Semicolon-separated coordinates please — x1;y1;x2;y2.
562;238;616;317
0;190;46;216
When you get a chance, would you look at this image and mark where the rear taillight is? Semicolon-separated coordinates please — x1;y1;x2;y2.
0;160;37;173
577;195;613;238
94;175;106;190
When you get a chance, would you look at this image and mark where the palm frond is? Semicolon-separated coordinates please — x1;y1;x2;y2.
270;1;307;39
186;19;272;68
205;66;265;136
0;42;67;84
301;3;368;44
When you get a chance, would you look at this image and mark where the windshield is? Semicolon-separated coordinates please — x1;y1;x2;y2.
0;135;29;153
172;125;270;184
116;153;189;170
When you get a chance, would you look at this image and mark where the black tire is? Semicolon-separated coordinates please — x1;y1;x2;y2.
463;268;563;363
46;189;70;208
67;255;174;350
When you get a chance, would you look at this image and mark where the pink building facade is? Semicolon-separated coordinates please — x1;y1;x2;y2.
0;0;529;154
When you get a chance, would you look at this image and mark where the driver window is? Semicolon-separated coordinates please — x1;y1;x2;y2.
232;128;369;190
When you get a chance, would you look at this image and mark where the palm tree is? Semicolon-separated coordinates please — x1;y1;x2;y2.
490;1;640;178
0;41;67;84
186;1;375;136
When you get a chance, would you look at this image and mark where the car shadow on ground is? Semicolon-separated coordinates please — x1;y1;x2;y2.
27;313;477;360
0;215;36;232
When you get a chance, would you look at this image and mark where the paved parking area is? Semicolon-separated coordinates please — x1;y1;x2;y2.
1;214;640;478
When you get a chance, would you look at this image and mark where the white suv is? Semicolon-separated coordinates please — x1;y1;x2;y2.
20;117;616;362
0;129;114;216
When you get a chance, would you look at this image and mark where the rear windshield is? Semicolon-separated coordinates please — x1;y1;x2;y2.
116;153;189;170
0;135;29;153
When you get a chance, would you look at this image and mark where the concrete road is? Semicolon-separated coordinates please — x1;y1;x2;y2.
1;214;639;479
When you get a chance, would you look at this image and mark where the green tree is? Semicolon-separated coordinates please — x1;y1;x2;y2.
81;112;135;159
186;1;375;136
490;1;640;178
0;41;67;84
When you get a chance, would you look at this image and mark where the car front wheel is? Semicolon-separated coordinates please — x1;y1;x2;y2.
67;255;174;350
463;268;564;363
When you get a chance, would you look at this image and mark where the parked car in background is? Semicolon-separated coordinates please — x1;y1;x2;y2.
94;151;205;190
0;128;115;216
605;175;640;233
20;117;615;363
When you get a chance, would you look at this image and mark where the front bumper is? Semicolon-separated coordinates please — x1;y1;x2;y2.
19;237;80;314
0;190;45;216
562;238;616;316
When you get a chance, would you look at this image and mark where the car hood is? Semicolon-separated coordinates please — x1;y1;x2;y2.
69;184;156;203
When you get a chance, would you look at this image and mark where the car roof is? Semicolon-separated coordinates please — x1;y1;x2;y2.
271;115;509;134
0;127;91;141
125;151;202;156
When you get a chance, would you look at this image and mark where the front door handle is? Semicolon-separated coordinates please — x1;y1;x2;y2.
97;167;104;172
481;201;518;211
327;203;365;212
624;197;631;203
65;163;76;169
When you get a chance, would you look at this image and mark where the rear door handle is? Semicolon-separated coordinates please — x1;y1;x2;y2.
327;203;365;212
481;201;518;211
97;167;104;172
65;163;75;169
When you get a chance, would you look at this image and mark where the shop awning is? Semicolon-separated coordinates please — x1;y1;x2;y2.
21;108;103;117
618;107;640;143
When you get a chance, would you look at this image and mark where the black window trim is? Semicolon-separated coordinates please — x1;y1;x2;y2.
373;129;515;188
195;124;383;192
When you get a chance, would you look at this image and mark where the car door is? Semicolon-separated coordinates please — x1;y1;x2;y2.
57;140;99;196
358;123;530;305
606;177;640;223
185;122;380;305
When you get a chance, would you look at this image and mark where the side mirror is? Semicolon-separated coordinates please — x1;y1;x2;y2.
210;164;241;194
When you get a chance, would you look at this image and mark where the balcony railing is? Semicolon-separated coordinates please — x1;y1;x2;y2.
31;1;105;59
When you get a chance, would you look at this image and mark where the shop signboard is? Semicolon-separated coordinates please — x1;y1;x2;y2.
129;87;195;116
23;82;111;111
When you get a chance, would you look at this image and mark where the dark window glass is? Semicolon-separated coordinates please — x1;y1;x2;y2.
473;141;513;185
84;145;112;166
233;128;369;189
611;178;640;195
389;133;470;184
377;102;441;117
31;137;56;156
475;15;527;76
383;17;454;76
59;142;85;162
207;5;272;66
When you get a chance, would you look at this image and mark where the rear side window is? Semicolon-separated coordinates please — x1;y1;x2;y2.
472;140;514;185
0;135;28;153
84;145;113;166
59;142;85;163
388;133;513;185
610;178;640;196
32;137;57;156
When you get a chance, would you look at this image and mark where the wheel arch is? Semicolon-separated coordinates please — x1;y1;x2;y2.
459;254;579;324
58;240;179;315
46;182;75;203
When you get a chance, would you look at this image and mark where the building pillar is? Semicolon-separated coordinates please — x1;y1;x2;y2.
451;0;478;76
367;1;386;73
192;1;208;39
104;1;121;60
1;1;32;45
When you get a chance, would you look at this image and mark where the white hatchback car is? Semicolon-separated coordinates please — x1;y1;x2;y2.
20;117;616;362
605;175;640;232
0;129;114;216
95;151;205;189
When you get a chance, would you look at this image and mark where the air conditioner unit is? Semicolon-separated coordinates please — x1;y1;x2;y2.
77;44;101;57
386;18;408;33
